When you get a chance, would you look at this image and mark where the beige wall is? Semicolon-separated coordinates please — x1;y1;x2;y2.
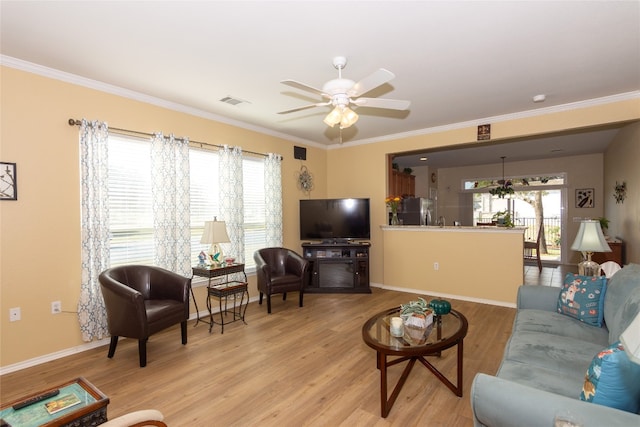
1;64;639;370
0;66;326;367
382;227;524;304
604;121;640;264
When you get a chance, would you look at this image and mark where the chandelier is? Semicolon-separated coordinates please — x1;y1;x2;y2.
489;156;514;199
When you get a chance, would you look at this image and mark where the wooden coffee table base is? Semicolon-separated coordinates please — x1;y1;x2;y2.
377;338;463;418
363;308;468;419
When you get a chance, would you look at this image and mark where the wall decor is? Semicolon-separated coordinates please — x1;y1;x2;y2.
477;124;491;141
0;161;17;200
297;165;314;195
614;181;627;204
576;188;594;208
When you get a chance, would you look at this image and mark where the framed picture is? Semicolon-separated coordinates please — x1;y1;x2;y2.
0;161;17;201
576;188;594;208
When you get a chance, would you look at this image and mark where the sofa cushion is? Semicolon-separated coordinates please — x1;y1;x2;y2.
580;341;640;413
557;273;607;326
502;330;604;375
603;264;640;344
498;359;585;398
513;309;609;347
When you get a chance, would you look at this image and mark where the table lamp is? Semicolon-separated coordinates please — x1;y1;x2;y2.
570;219;611;276
620;313;640;364
200;217;230;266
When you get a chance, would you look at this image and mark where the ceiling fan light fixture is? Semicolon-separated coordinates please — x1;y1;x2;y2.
323;106;342;127
340;107;358;129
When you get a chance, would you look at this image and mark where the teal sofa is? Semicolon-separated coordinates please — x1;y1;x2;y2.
471;264;640;427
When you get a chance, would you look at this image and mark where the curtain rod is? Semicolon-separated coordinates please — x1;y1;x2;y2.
67;118;278;159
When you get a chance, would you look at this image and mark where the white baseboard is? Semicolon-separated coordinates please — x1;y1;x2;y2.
369;282;517;308
0;296;262;376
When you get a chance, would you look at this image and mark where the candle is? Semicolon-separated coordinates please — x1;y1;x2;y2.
390;316;404;337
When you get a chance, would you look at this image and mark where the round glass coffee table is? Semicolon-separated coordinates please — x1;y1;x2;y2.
362;307;468;417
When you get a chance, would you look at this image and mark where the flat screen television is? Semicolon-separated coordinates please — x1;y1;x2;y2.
300;198;370;242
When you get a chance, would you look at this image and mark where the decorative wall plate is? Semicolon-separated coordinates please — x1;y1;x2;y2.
297;165;314;195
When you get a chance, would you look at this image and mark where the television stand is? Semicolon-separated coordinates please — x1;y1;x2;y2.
302;242;370;293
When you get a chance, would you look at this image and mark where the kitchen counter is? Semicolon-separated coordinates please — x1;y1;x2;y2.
380;225;524;306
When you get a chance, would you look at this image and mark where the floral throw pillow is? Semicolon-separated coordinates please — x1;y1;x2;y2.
557;273;607;327
580;341;640;413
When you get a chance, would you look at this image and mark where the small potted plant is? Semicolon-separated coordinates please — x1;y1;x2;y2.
597;217;609;235
400;297;434;328
492;210;514;228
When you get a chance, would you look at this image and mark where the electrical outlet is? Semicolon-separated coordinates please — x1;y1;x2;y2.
434;262;439;271
9;307;21;322
51;301;62;314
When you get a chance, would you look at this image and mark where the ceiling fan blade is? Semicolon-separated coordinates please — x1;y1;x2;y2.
352;97;411;110
277;101;330;114
348;68;395;97
280;80;328;98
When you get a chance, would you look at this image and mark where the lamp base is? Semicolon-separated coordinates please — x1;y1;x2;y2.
208;243;224;267
578;252;600;276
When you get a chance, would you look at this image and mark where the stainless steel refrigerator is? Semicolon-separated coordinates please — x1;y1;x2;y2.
398;197;433;225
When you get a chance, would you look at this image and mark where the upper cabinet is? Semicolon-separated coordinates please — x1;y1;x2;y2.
390;170;415;197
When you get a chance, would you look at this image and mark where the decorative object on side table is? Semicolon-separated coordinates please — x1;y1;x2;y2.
571;219;611;276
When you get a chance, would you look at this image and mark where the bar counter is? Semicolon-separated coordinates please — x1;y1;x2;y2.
380;225;525;306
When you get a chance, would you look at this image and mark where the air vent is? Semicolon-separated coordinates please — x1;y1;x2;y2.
219;96;249;106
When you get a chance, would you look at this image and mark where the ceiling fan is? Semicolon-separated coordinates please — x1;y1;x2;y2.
278;56;411;129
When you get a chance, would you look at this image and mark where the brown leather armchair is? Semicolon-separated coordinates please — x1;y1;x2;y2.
99;265;190;367
254;248;309;314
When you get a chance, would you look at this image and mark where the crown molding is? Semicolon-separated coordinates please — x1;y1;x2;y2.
335;91;640;149
3;55;637;152
1;55;322;148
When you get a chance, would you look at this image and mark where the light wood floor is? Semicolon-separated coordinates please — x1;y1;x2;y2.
1;288;517;426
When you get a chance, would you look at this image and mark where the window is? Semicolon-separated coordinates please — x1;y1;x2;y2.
242;157;266;269
189;148;220;264
463;175;565;190
108;135;154;266
107;135;268;270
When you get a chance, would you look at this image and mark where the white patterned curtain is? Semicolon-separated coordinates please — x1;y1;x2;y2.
219;145;244;263
151;133;192;277
78;119;111;341
265;153;283;247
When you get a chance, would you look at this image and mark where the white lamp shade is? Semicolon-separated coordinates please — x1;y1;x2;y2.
323;106;359;128
323;107;342;127
200;219;230;244
340;107;358;128
570;220;611;253
620;312;640;364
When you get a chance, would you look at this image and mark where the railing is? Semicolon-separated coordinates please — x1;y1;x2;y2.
475;216;562;251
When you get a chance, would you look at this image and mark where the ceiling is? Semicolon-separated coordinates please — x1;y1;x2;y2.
2;1;639;165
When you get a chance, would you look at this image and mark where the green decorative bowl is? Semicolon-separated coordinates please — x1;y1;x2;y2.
429;299;451;315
